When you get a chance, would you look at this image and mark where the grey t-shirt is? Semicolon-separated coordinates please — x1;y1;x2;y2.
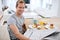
7;14;25;39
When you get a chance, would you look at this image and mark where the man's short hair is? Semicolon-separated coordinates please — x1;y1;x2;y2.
16;0;25;8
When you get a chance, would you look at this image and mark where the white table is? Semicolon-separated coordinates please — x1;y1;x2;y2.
24;28;57;40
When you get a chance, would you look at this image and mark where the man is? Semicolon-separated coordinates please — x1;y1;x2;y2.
7;0;30;40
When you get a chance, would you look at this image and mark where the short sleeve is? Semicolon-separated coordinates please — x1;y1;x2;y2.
7;17;16;26
22;16;25;23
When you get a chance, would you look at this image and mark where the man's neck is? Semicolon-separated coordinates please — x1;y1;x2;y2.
16;13;22;18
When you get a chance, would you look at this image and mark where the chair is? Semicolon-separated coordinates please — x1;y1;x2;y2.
0;24;10;40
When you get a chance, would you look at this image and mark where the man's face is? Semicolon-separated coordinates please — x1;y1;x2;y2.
16;3;25;15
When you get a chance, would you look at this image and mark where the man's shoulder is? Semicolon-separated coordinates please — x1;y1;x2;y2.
7;15;16;25
8;14;16;21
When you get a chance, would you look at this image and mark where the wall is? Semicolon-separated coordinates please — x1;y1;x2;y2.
0;0;2;11
30;0;59;17
45;0;59;17
2;0;60;17
58;0;60;17
3;0;17;11
30;0;41;11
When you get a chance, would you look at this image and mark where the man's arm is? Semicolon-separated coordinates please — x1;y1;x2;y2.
9;24;30;40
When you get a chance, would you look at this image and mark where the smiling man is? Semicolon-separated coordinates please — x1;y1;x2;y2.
7;0;30;40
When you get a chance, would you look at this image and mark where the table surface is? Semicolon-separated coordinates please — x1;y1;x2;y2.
24;28;57;40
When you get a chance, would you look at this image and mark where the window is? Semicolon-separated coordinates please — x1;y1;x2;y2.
42;0;52;9
24;0;30;4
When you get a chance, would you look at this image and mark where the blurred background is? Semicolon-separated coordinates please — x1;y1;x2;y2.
0;0;60;40
0;0;60;18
